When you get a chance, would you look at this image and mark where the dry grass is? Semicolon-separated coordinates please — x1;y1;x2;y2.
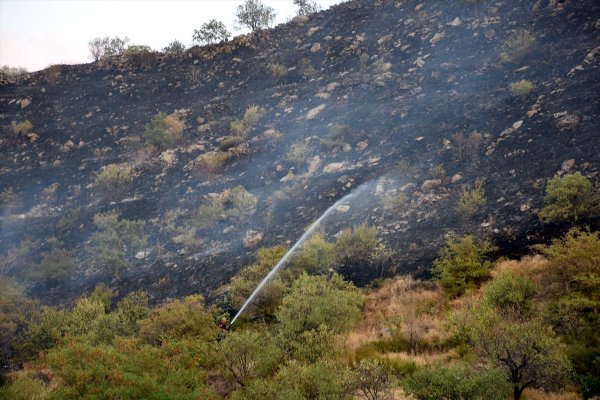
349;276;448;350
522;389;580;400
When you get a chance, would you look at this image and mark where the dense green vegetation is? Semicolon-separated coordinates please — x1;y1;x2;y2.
1;223;598;399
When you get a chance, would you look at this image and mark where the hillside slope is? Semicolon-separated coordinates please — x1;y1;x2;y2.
1;0;599;304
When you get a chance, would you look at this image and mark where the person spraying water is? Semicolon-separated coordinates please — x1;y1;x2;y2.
230;184;368;326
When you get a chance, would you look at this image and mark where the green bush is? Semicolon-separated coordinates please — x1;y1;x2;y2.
230;105;265;137
0;187;19;208
193;19;230;45
94;163;134;200
291;232;337;275
227;245;288;322
500;29;535;63
144;112;184;150
286;141;310;165
138;295;217;345
28;243;77;287
219;135;245;151
192;151;232;175
433;235;496;297
404;364;509;400
269;63;288;80
10;120;33;137
455;179;486;220
193;185;257;229
538;172;598;222
510;80;535;97
87;211;146;276
482;271;537;318
335;223;379;266
162;39;185;53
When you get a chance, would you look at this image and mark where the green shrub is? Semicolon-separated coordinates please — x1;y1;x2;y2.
510;80;535;97
230;105;265;136
269;63;288;80
138;295;217;345
219;135;245;151
455;179;486;220
404;364;509;400
192;151;232;175
433;235;496;297
227;245;289;322
10;120;33;137
482;271;537;318
276;360;351;400
94;163;134;200
0;187;19;208
335;223;379;266
193;19;231;45
291;232;337;275
162;39;185;53
351;358;395;400
88;211;146;276
144;112;184;150
538;172;598;222
382;192;408;212
28;243;77;287
286;141;310;165
500;29;535;63
193;185;257;229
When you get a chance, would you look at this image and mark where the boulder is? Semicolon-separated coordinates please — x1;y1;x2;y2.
243;230;263;248
306;104;326;120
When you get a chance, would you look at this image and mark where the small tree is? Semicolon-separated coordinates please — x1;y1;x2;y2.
433;235;496;297
352;358;394;400
144;112;184;150
294;0;322;16
538;172;598;222
88;211;146;276
193;19;231;45
93;163;134;200
162;40;185;53
28;240;77;287
88;36;129;60
474;315;571;400
235;0;276;31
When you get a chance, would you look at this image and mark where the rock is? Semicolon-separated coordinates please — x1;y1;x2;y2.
512;120;523;129
336;205;350;212
451;173;463;183
415;136;425;141
308;156;322;174
554;112;580;131
430;32;445;45
325;82;340;92
561;159;576;172
323;162;349;173
447;17;462;27
160;149;177;166
306;104;326;120
231;57;242;63
20;98;31;108
61;140;75;152
310;42;321;52
343;143;352;152
421;179;441;192
414;57;425;67
135;250;151;259
520;204;531;212
243;230;263;248
307;26;320;36
293;15;309;24
223;226;234;234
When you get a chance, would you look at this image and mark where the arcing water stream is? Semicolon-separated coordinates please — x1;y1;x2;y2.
230;184;368;325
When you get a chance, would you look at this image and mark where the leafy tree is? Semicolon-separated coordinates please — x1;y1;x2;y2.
138;295;217;345
474;314;571;400
144;111;184;150
115;290;149;337
404;363;509;400
162;39;186;53
539;172;598;222
193;19;231;45
432;235;496;297
88;36;130;60
351;358;395;400
235;0;276;32
294;0;322;16
218;330;282;386
276;273;363;341
88;211;146;276
228;245;288;322
0;65;27;78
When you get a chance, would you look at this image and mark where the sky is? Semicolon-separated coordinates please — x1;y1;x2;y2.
0;0;343;72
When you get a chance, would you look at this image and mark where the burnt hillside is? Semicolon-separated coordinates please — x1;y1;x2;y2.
1;0;599;305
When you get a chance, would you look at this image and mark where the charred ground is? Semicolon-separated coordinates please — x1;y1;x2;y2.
1;0;599;305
